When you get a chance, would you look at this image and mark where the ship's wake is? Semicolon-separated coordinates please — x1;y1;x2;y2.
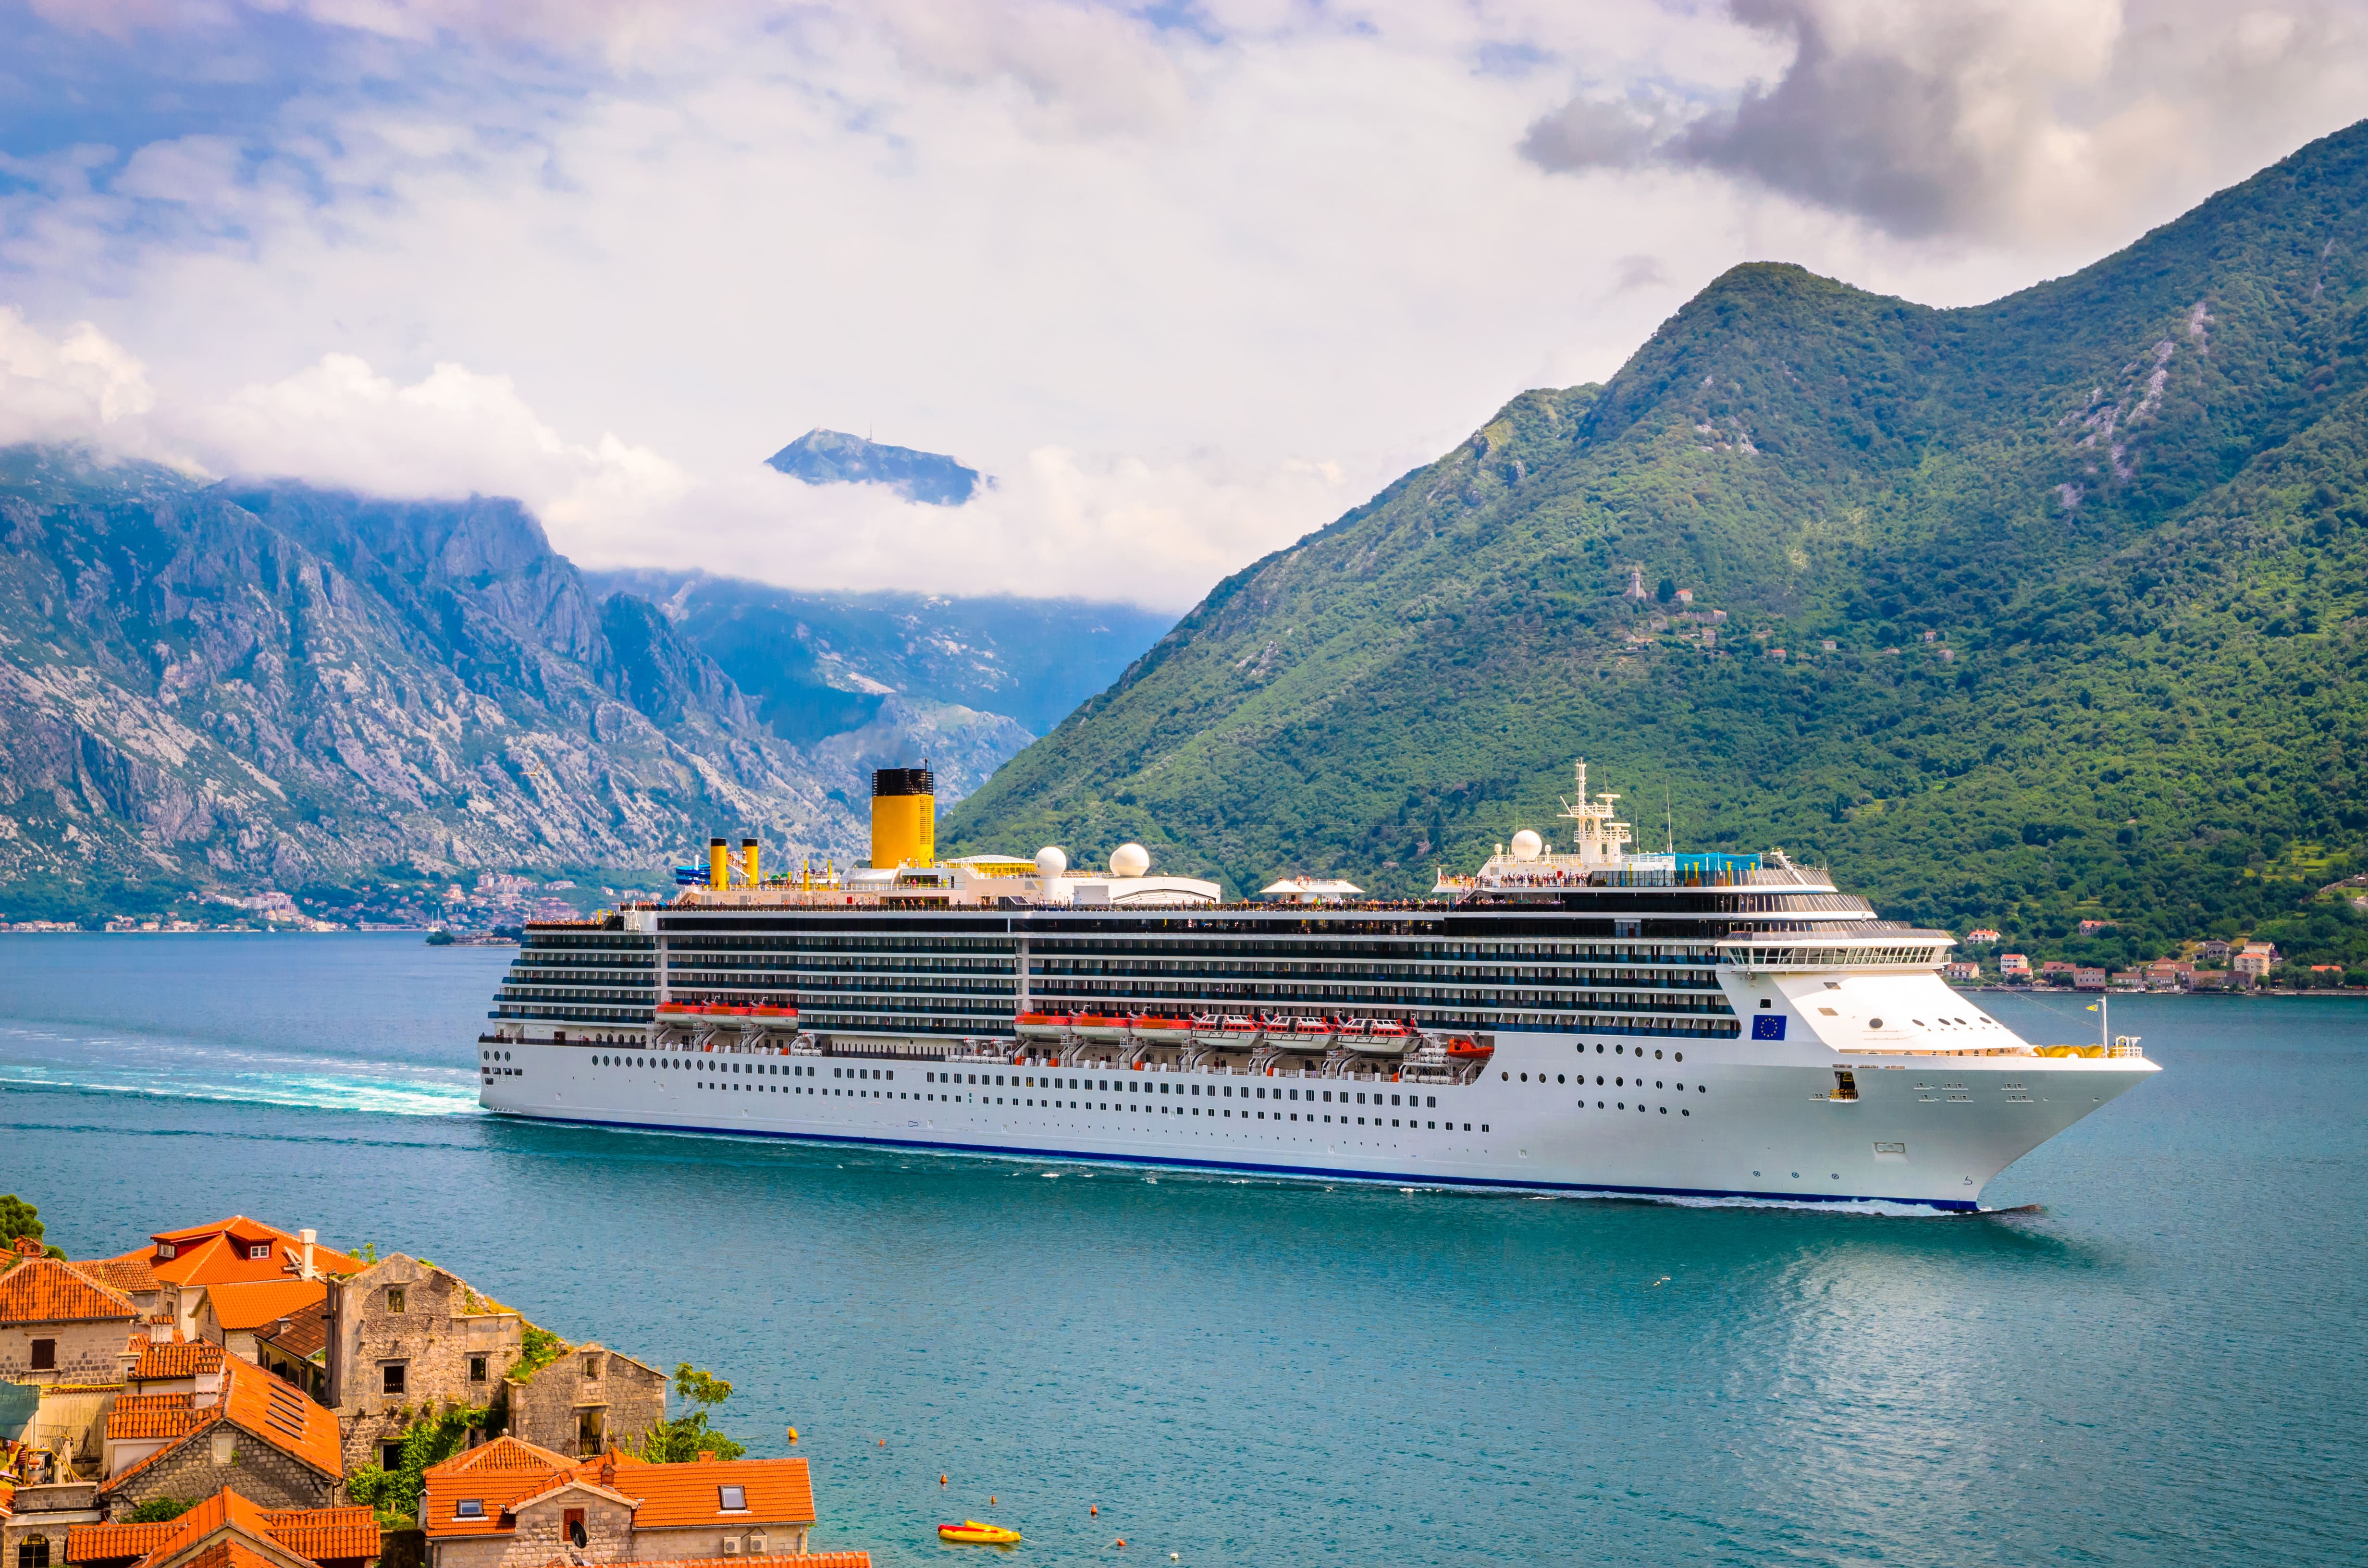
0;1024;480;1118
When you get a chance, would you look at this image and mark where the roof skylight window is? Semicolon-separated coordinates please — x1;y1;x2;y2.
718;1486;747;1511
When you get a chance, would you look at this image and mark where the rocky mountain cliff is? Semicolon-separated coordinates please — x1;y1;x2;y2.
0;453;863;910
946;121;2368;971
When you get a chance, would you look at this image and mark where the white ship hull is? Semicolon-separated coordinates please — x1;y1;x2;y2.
479;1004;2154;1212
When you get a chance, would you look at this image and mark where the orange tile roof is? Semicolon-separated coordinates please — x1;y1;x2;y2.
67;1523;177;1563
420;1437;580;1537
133;1341;226;1382
104;1363;340;1487
106;1395;214;1444
142;1221;362;1290
254;1507;379;1563
204;1281;327;1334
258;1301;327;1363
171;1539;280;1568
420;1445;815;1538
76;1254;163;1296
596;1456;817;1530
215;1358;341;1480
0;1258;138;1325
71;1493;376;1568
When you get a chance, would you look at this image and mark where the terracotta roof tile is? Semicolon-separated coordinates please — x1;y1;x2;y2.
132;1341;226;1382
420;1438;579;1538
215;1359;341;1479
204;1281;327;1334
0;1258;138;1325
254;1507;378;1563
170;1539;281;1568
131;1489;279;1567
144;1221;361;1290
593;1456;816;1531
76;1254;163;1296
67;1523;177;1563
106;1395;215;1443
257;1301;327;1363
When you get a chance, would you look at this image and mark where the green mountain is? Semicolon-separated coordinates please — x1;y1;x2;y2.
945;120;2368;974
764;429;983;505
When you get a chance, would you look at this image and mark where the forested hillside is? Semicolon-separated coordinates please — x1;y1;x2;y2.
946;120;2368;971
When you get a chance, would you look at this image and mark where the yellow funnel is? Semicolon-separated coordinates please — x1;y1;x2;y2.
708;836;728;889
742;837;760;887
870;768;935;869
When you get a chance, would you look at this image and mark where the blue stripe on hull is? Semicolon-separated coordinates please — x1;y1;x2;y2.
485;1107;1981;1213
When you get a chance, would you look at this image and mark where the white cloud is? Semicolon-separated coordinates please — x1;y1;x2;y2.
3;0;2366;612
0;307;160;447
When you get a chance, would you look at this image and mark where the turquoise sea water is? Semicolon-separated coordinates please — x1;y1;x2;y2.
2;932;2363;1566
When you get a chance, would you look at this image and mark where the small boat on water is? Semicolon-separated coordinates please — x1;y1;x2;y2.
937;1520;1022;1545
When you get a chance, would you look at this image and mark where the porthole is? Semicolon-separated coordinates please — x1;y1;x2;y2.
1557;1074;1566;1083
1501;1071;1509;1080
1869;1018;1884;1029
1654;1050;1663;1059
1674;1052;1683;1062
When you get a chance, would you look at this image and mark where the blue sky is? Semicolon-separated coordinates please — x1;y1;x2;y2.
2;0;2364;607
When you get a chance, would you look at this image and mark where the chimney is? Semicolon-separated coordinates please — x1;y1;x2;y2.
299;1229;317;1280
741;837;760;887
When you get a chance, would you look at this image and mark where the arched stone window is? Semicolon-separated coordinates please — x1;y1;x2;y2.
22;1532;51;1568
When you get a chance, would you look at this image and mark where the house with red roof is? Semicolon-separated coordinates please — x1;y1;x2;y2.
197;1284;329;1402
100;1350;342;1513
79;1222;360;1349
419;1441;864;1568
0;1243;140;1386
66;1488;379;1568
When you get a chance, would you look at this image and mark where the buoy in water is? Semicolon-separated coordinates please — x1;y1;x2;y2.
785;1427;798;1445
941;1476;948;1486
1090;1506;1098;1516
878;1439;885;1447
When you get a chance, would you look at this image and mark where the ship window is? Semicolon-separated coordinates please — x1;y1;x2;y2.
1427;1097;1436;1107
1655;1050;1664;1059
1357;1093;1366;1104
1759;999;1771;1008
1675;1053;1683;1062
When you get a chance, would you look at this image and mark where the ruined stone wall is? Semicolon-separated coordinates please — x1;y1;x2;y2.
327;1257;520;1473
105;1428;337;1512
0;1321;131;1385
504;1349;663;1459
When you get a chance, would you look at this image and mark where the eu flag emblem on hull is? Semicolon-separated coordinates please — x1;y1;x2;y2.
1752;1015;1787;1040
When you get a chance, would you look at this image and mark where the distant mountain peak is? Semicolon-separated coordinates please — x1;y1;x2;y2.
764;428;984;506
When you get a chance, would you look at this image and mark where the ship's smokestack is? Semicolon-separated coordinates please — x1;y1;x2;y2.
741;837;759;887
298;1229;316;1280
869;768;935;870
708;837;728;890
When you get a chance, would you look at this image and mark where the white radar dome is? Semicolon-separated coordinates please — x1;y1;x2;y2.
1510;829;1544;861
1035;846;1069;878
1110;843;1150;878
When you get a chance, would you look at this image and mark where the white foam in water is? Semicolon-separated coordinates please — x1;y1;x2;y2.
0;1023;480;1118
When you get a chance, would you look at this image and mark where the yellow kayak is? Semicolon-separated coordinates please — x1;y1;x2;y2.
938;1520;1022;1545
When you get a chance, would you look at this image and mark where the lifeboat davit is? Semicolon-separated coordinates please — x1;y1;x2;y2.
937;1521;1022;1545
1014;1012;1071;1040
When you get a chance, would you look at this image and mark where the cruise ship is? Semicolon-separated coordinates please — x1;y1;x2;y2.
476;763;2157;1211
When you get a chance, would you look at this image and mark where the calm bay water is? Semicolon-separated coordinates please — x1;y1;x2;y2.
2;932;2363;1566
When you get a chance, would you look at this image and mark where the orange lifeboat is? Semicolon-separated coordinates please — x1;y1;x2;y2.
1443;1036;1493;1060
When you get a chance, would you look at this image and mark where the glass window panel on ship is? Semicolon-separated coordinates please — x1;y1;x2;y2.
488;900;1858;1041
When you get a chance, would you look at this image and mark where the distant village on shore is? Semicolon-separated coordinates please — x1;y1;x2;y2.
2;1209;876;1568
1942;931;2330;993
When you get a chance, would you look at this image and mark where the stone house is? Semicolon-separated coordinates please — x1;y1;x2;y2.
99;1349;342;1514
0;1249;138;1388
323;1258;523;1474
419;1442;827;1568
1;1480;102;1568
198;1282;330;1401
504;1346;664;1460
63;1488;380;1568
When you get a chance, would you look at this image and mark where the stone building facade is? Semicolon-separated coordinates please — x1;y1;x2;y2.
0;1252;138;1386
1;1482;103;1568
102;1427;341;1515
323;1257;523;1472
419;1445;819;1568
504;1346;664;1459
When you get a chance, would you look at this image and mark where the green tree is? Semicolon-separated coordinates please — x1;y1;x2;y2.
0;1196;67;1259
346;1405;490;1530
635;1364;746;1463
123;1498;196;1524
1656;576;1676;603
